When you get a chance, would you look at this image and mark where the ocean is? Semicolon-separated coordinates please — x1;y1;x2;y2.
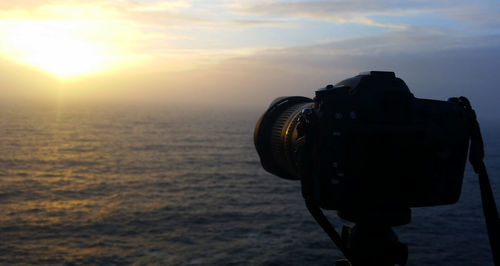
0;103;498;265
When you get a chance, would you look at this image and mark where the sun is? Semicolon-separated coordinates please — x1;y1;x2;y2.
1;20;114;78
18;35;106;78
21;35;105;78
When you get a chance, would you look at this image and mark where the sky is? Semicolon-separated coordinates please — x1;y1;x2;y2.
0;0;499;119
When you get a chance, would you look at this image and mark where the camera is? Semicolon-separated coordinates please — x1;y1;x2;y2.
253;71;500;265
254;71;470;223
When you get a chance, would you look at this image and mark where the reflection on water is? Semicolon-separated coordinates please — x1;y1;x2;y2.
0;103;498;265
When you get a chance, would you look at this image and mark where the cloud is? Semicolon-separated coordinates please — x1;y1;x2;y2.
443;4;500;30
204;29;500;120
230;0;428;27
230;0;500;30
0;0;283;29
129;1;191;13
1;1;499;32
0;1;292;78
1;0;496;67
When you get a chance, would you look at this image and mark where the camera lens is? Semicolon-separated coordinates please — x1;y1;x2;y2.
254;96;313;180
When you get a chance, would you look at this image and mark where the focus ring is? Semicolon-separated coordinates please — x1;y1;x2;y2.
270;102;311;179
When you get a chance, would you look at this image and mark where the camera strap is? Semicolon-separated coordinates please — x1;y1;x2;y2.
451;96;500;265
305;199;352;262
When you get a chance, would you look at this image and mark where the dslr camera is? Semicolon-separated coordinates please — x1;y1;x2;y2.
254;71;469;223
253;71;499;266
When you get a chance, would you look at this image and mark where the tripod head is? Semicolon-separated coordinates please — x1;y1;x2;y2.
306;202;410;266
338;222;408;266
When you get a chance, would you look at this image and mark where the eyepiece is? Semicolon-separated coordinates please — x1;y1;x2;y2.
254;96;313;180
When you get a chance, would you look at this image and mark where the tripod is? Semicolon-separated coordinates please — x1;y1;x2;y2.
307;203;411;266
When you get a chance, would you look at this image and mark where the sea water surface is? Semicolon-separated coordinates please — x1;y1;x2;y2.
0;103;498;265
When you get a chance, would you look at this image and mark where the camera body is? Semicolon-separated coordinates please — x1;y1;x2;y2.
254;71;470;220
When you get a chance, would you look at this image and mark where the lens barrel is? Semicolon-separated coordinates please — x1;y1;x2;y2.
254;96;313;180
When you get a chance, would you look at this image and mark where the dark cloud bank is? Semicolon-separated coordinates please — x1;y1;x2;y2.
193;31;500;123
